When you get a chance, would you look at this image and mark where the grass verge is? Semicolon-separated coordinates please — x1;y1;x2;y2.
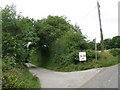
44;56;119;72
31;56;119;72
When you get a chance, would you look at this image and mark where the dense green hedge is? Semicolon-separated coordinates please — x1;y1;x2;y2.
47;30;88;66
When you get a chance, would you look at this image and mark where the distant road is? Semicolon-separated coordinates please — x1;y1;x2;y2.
80;64;119;88
26;63;119;88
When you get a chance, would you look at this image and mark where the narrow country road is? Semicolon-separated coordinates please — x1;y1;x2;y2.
80;64;119;88
26;63;119;88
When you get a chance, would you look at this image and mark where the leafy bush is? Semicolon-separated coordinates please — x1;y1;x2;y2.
2;56;16;71
86;50;95;60
2;56;41;88
48;30;88;67
110;48;120;56
2;69;25;88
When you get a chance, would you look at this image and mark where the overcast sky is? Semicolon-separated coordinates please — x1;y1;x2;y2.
0;0;119;42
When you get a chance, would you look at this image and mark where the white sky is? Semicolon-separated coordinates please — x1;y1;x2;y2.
0;0;119;42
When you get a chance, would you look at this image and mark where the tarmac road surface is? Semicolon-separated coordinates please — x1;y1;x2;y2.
80;64;119;88
26;63;119;88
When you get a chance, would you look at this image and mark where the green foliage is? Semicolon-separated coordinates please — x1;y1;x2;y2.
2;56;41;88
2;5;120;86
1;5;41;88
31;15;86;66
86;50;102;61
86;50;95;60
104;38;112;49
2;33;27;62
39;49;119;72
29;47;42;66
111;36;120;48
90;36;120;50
3;71;19;88
43;56;119;72
48;30;88;66
2;67;41;88
110;48;120;56
2;56;16;70
2;5;17;33
103;36;120;49
1;5;39;62
87;41;95;50
34;15;72;47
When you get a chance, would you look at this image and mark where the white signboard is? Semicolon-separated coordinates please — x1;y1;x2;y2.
79;52;86;61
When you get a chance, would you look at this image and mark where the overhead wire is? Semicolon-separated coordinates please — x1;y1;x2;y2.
79;5;97;24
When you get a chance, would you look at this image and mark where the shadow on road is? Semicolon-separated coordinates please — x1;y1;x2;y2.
26;63;38;69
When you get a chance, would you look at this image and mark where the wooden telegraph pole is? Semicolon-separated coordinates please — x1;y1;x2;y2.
97;0;104;52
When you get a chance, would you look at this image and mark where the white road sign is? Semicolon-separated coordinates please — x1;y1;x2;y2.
79;52;86;61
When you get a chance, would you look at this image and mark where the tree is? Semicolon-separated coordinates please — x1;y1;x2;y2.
2;5;39;62
111;36;120;48
104;38;112;49
34;15;72;47
88;41;95;50
103;36;120;49
49;30;88;66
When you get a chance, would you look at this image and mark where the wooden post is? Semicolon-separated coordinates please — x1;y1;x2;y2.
97;0;104;52
95;38;97;60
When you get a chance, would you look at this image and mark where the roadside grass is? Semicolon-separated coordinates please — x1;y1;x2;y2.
2;63;41;88
20;66;41;88
43;56;119;72
31;50;119;72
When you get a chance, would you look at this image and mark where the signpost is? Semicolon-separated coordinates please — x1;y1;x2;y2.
93;38;97;60
79;52;86;61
